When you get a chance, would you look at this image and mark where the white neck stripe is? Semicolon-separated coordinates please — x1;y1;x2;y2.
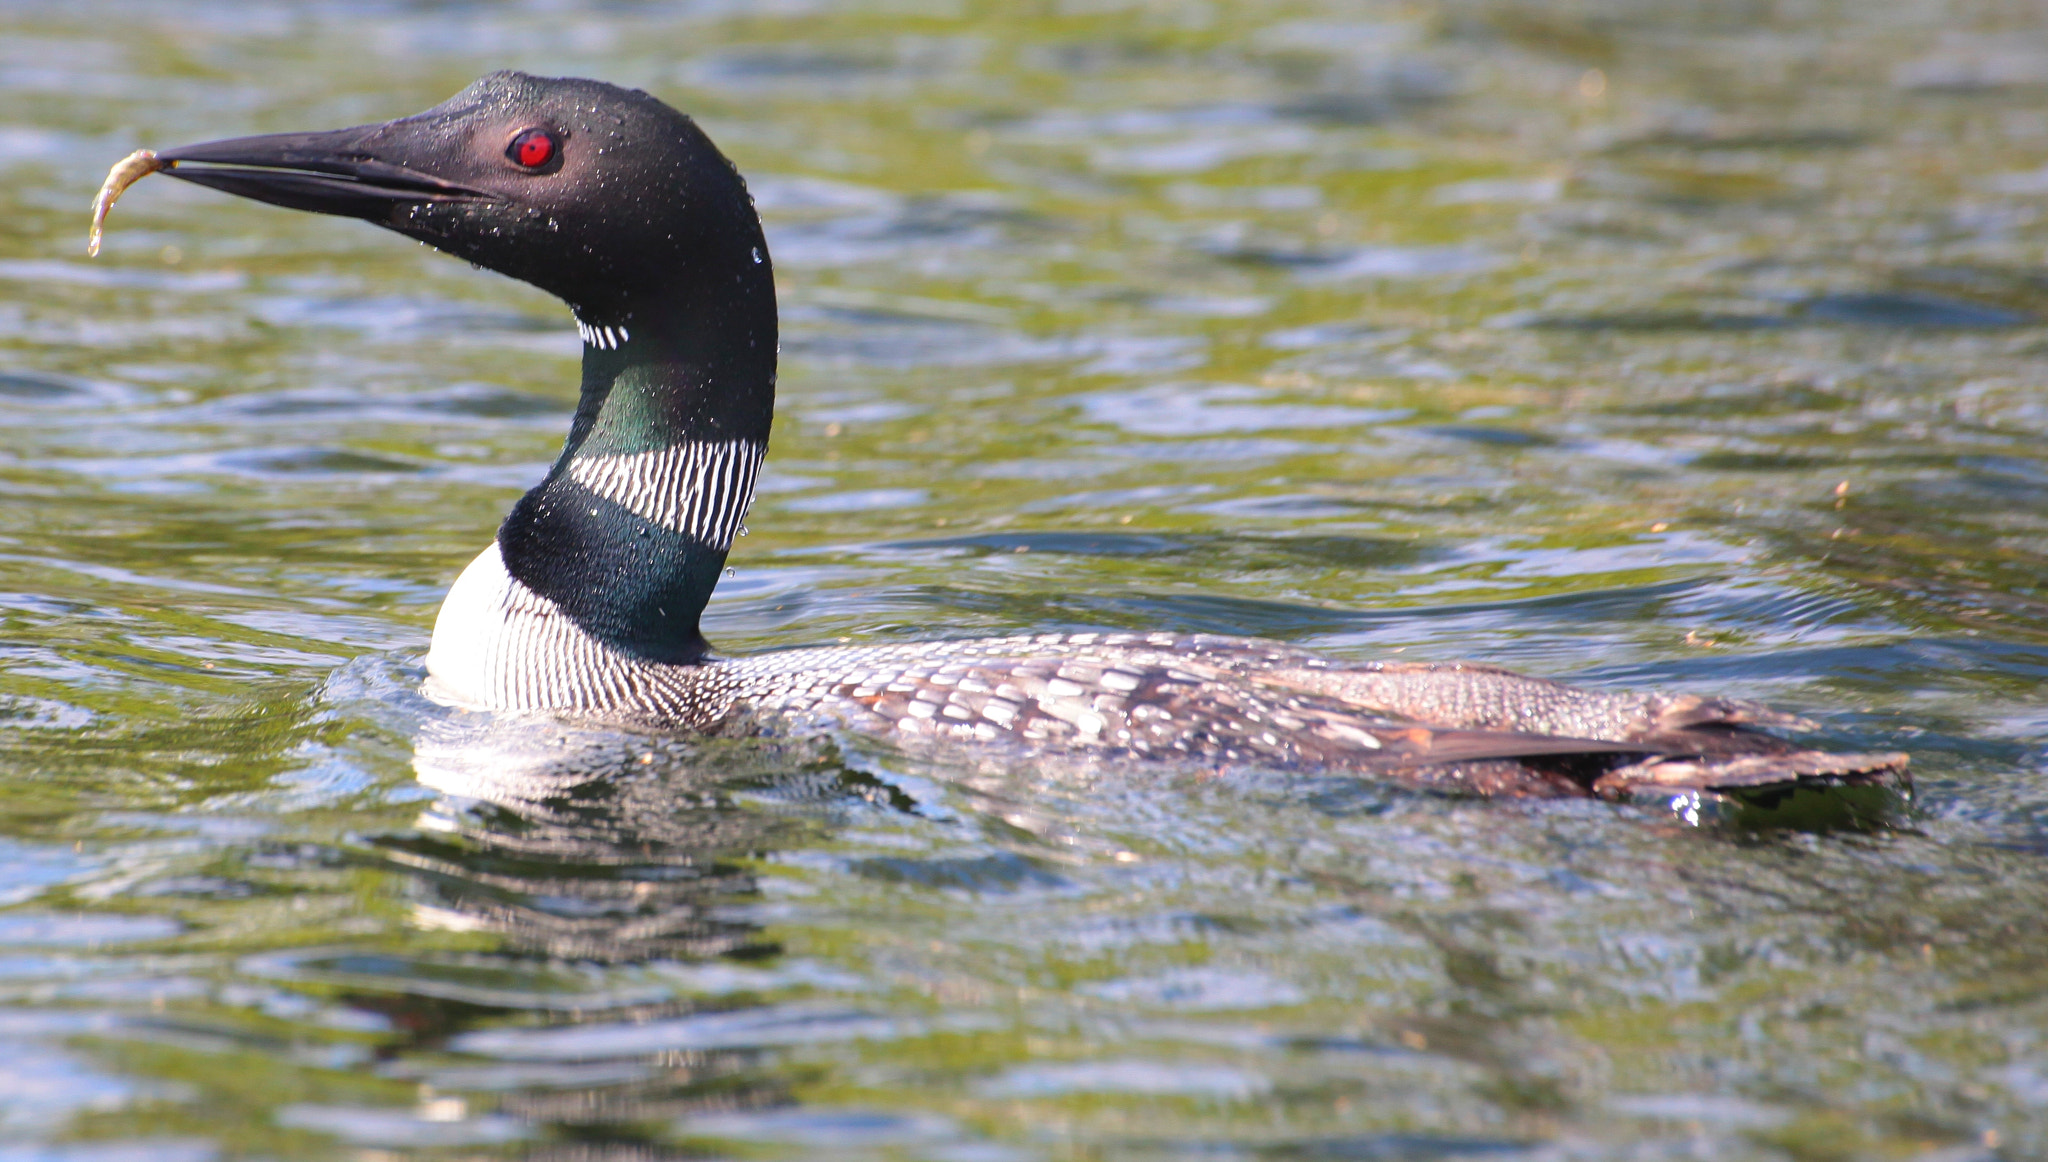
575;321;631;350
566;440;764;547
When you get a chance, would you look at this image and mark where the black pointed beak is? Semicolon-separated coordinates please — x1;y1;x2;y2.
157;127;493;220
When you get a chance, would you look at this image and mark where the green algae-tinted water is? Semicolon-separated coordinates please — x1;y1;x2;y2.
1;1;2045;1157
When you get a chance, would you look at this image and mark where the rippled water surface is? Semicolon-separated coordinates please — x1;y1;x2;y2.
3;0;2047;1157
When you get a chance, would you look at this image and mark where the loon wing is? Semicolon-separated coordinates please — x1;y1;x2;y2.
1259;656;1907;796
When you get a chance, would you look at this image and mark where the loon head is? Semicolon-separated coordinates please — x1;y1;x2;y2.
159;73;777;668
158;70;769;326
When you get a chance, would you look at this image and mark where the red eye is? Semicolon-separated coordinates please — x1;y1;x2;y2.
508;129;556;169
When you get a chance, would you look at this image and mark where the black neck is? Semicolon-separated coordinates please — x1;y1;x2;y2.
496;239;777;665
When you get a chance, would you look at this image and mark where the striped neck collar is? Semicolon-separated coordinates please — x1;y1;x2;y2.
498;282;776;664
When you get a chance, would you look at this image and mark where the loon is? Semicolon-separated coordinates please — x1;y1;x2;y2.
124;72;1907;800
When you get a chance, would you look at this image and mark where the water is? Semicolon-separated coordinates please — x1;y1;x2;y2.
1;0;2045;1157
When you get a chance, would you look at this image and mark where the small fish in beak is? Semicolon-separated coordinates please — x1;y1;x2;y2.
88;149;173;257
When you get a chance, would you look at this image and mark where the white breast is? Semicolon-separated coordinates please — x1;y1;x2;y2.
423;541;671;715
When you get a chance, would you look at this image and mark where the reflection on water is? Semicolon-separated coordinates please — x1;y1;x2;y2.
314;723;847;1143
1;0;2047;1157
401;717;839;964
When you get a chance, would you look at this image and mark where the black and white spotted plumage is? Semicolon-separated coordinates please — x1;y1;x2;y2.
425;561;1909;799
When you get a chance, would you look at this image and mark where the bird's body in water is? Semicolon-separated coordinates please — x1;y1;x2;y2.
117;71;1907;800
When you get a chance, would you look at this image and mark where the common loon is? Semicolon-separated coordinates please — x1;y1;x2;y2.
112;71;1907;800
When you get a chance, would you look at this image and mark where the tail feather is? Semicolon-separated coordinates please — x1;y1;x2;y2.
1591;749;1911;796
1640;692;1815;733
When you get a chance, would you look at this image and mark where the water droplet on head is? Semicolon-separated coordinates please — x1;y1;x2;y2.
725;566;737;578
751;247;762;264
